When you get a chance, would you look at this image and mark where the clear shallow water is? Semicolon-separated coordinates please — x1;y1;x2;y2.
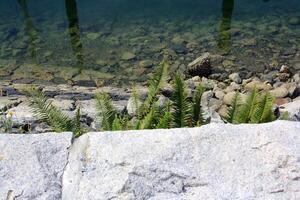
0;0;299;86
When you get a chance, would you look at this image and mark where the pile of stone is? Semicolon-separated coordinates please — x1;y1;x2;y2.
0;52;299;133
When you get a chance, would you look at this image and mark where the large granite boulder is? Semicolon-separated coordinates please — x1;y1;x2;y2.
0;133;72;200
63;121;300;200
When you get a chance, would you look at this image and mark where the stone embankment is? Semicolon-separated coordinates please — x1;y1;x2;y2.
1;121;300;200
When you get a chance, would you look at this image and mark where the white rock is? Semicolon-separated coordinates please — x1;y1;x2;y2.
280;99;300;121
62;121;300;200
127;96;142;116
215;90;225;100
0;97;21;111
245;81;272;91
270;86;289;98
51;99;74;111
6;102;36;124
77;99;127;119
293;74;300;83
224;82;241;93
229;72;242;84
223;91;236;105
0;132;73;199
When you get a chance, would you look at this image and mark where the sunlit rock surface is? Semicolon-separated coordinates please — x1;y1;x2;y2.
0;133;73;200
63;121;300;200
1;121;300;200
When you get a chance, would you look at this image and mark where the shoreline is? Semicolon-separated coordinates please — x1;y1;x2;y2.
0;59;299;134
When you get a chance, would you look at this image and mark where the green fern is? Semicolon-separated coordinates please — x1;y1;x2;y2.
157;101;172;128
171;72;192;128
225;92;242;124
95;92;117;131
192;84;205;126
250;92;275;123
157;111;172;128
112;116;122;131
138;106;158;129
112;114;131;131
25;88;83;136
226;89;276;124
238;88;258;123
131;87;141;117
140;61;169;117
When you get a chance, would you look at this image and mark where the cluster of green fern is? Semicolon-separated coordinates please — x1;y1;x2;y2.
24;61;277;136
24;61;206;135
24;88;84;137
96;61;206;131
225;88;276;124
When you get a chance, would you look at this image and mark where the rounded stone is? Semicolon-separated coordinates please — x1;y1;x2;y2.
223;91;237;105
215;90;225;100
121;52;136;61
270;86;289;98
229;73;242;84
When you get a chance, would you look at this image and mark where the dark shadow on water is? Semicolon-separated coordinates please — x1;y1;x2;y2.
17;0;38;59
218;0;234;52
65;0;84;69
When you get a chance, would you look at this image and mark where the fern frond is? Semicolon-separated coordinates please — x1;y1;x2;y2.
225;92;242;124
140;61;169;117
157;112;172;129
171;72;192;128
193;84;205;126
238;88;258;123
251;92;275;123
156;100;172;129
25;88;81;135
112;114;131;131
112;116;122;131
139;106;157;130
131;87;141;117
95;92;116;131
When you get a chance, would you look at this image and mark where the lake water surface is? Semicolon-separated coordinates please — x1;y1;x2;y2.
0;0;299;86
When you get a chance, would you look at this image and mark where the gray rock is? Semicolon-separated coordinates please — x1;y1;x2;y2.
0;96;21;111
139;60;153;68
127;96;142;116
86;32;101;40
0;132;72;200
245;80;272;91
94;87;131;101
51;99;74;111
280;99;300;121
293;74;300;83
188;52;211;77
224;82;241;93
62;121;300;200
6;102;36;124
229;72;242;84
270;86;289;98
293;63;300;71
121;52;136;61
215;90;225;100
208;98;223;112
77;99;127;119
223;91;237;105
201;77;215;90
171;44;188;54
